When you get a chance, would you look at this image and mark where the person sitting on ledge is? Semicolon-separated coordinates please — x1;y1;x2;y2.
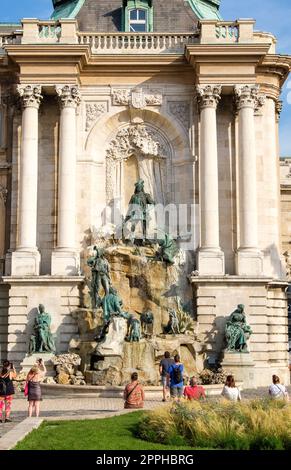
123;372;145;409
183;376;206;401
221;375;241;402
269;375;289;401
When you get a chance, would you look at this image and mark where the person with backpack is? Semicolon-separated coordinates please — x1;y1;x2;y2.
123;372;145;409
167;354;184;401
269;375;289;401
0;360;17;423
159;351;174;402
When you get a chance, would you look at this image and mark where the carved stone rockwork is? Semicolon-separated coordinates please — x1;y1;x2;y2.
56;85;81;108
168;101;190;130
112;88;162;109
85;102;107;131
196;85;222;109
17;84;43;109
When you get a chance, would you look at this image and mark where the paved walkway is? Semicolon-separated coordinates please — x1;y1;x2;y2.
1;386;290;444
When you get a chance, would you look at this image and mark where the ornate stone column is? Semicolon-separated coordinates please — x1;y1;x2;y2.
11;85;42;276
196;85;225;275
235;85;263;276
51;85;81;275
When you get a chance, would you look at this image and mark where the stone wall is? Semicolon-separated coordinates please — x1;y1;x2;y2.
192;278;289;387
1;277;82;366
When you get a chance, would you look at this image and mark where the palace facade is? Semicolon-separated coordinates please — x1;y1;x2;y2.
0;0;290;386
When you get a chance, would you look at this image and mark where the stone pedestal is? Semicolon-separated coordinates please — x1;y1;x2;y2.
10;250;40;276
221;351;255;388
51;250;80;276
198;249;225;276
235;250;264;276
20;353;55;377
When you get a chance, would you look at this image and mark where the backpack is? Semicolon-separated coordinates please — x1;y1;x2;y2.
172;365;182;384
0;378;7;396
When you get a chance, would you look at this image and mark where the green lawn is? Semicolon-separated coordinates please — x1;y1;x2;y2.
14;412;195;450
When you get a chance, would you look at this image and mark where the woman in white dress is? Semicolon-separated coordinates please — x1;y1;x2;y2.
221;375;241;402
269;375;289;401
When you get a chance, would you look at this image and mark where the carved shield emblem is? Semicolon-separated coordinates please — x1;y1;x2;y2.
131;88;146;109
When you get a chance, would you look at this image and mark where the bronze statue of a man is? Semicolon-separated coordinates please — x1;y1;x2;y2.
225;304;253;352
124;179;155;243
29;304;56;355
87;247;111;309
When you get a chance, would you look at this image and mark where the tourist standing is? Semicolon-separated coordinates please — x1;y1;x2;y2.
26;358;46;417
269;375;289;401
0;360;17;423
184;376;206;401
159;351;174;402
221;375;241;402
124;372;145;409
168;354;184;402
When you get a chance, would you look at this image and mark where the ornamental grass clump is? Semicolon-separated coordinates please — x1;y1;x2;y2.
137;399;291;450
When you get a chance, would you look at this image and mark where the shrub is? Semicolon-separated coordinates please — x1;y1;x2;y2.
137;399;291;450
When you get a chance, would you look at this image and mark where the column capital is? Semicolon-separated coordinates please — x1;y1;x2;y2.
17;84;43;109
234;84;265;111
196;85;222;110
56;85;81;109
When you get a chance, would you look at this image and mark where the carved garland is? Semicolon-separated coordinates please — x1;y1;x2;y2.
85;102;107;131
168;101;190;131
0;184;8;205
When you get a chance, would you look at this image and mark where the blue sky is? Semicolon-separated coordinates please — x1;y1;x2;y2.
1;0;290;155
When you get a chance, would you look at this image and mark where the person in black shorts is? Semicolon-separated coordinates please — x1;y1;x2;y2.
159;351;174;402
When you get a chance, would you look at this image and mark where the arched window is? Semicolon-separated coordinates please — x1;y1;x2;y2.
123;1;153;33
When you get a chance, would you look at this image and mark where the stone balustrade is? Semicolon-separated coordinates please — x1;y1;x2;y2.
77;32;198;53
0;18;276;53
0;32;21;48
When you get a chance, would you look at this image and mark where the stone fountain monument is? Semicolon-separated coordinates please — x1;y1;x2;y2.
69;180;205;385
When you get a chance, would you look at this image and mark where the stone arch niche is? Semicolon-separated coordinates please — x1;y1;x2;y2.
106;122;172;211
84;108;193;236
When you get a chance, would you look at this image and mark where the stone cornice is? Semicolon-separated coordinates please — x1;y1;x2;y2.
257;54;291;88
4;44;191;78
185;43;271;63
1;275;85;285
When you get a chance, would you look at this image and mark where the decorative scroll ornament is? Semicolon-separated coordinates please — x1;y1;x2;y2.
107;124;167;161
85;102;107;131
234;84;265;111
196;85;222;109
56;85;81;109
0;184;8;205
168;101;190;130
112;88;162;109
17;84;43;109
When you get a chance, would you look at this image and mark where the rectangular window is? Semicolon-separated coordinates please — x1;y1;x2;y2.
129;9;147;32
